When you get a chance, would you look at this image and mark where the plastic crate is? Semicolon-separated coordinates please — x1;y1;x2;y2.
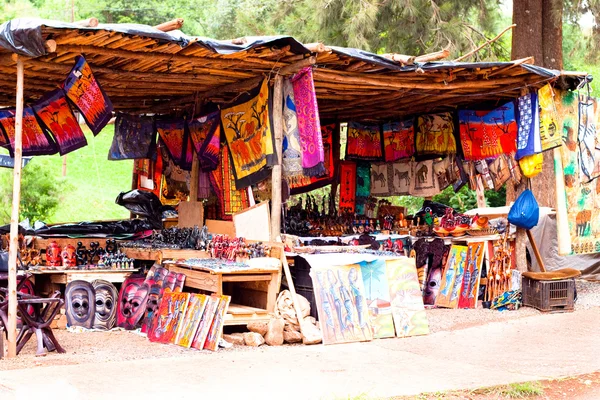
521;276;575;313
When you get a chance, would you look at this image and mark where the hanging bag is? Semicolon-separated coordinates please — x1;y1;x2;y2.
508;189;539;229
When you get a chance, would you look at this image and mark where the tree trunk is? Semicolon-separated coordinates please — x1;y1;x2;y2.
511;0;543;63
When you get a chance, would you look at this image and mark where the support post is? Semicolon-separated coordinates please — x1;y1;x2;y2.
270;75;283;241
7;56;24;358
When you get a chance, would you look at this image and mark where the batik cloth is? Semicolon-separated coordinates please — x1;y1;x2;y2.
282;79;303;180
578;96;597;181
458;101;517;160
109;113;156;160
515;93;538;160
158;140;190;205
156;118;191;170
291;67;325;176
391;160;412;195
355;161;371;214
383;120;415;162
452;155;469;192
221;79;275;189
209;145;249;220
410;160;439;197
197;171;213;200
62;55;113;135
188;111;221;171
0;107;57;157
339;161;357;213
538;83;562;151
32;89;87;156
370;163;393;197
346;122;383;161
488;153;512;190
416;112;456;157
433;157;454;191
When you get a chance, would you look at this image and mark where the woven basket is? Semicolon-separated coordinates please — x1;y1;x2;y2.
467;228;498;236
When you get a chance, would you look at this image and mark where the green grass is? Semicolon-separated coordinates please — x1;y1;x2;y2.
498;382;544;398
2;123;133;224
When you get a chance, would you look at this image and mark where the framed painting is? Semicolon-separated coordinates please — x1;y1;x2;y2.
360;260;395;339
435;245;468;309
191;295;220;350
147;291;190;344
458;242;485;309
175;294;209;348
203;295;231;351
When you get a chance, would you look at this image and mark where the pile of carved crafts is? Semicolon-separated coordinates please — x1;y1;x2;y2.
37;239;122;271
121;226;210;250
432;208;502;238
65;265;232;351
181;258;252;272
207;235;270;262
284;195;350;237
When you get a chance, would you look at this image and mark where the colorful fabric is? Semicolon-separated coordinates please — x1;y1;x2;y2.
158;140;190;205
433;157;454;191
416;112;456;157
156;118;190;170
516;93;539;160
32;89;87;156
370;163;392;196
282;79;303;180
383;120;415;162
391;160;412;195
209;145;249;220
556;90;579;153
291;67;325;176
347;122;382;161
339;161;357;213
578;96;597;180
134;159;151;177
0;107;57;156
197;170;213;200
221;79;275;189
452;155;469;192
109;113;156;160
458;102;517;160
355;162;371;215
538;83;561;151
188;111;221;171
488;153;512;190
410;160;439;197
62;56;113;135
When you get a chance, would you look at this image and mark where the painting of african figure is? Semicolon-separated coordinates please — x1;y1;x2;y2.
435;245;468;309
147;291;190;344
175;294;209;348
458;242;485;309
310;265;373;345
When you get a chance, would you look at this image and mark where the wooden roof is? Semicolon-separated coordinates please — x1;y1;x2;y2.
0;19;587;121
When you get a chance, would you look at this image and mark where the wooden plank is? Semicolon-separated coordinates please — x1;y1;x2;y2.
49;274;67;285
222;274;272;282
233;201;271;241
266;271;279;313
526;229;546;272
205;219;236;237
122;247;160;261
167;265;220;292
177;201;204;228
270;74;283;241
161;249;211;260
227;304;267;314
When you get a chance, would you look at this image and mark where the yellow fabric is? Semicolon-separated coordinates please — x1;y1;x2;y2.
519;153;543;178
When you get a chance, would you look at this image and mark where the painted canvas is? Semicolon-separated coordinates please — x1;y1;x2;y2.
360;260;395;339
538;83;562;151
410;160;439;197
0;107;58;156
433;157;454;191
355;161;371;215
147;291;190;344
383;120;415;162
339;161;357;213
458;102;518;160
109;113;156;160
386;258;429;337
391;160;412;195
62;56;113;135
175;294;209;348
488;153;512;190
370;163;392;196
203;295;231;351
346;122;383;161
435;245;468;308
310;264;373;345
458;242;485;309
156;118;190;170
416;112;456;156
191;295;220;350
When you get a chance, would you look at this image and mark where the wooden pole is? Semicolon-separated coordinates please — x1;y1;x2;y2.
7;56;24;358
270;75;283;241
475;175;486;208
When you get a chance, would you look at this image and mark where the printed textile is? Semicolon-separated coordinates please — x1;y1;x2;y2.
0;107;57;156
291;67;325;176
383;120;415;162
188;111;221;171
197;171;213;200
156;118;191;171
458;102;517;160
346;122;383;161
370;163;393;197
433;157;454;191
538;83;562;151
516;93;539;160
109;113;156;160
221;79;275;189
62;55;113;135
339;161;357;213
282;79;303;180
391;160;412;195
209;145;250;220
578;96;598;181
416;112;456;157
488;153;512;190
32;89;87;156
355;162;371;215
410;160;439;197
158;140;190;205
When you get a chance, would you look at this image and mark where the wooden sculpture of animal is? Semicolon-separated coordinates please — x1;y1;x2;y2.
576;210;592;236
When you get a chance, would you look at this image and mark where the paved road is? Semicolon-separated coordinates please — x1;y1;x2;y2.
1;307;599;399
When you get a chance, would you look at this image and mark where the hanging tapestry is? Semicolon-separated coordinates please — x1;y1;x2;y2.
458;102;517;160
221;79;275;189
108;113;156;160
156;118;191;170
433;157;454;191
339;161;357;213
355;162;371;215
32;89;87;156
415;112;456;157
452;155;468;192
383;120;415;162
538;83;561;151
0;107;57;157
282;79;303;180
158;141;190;205
410;160;439;197
370;163;392;196
197;171;213;200
515;93;539;160
62;55;113;135
134;159;151;177
488;153;512;190
556;90;579;152
209;145;250;220
391;160;412;195
346;122;383;161
188;111;221;171
292;67;325;176
578;96;597;181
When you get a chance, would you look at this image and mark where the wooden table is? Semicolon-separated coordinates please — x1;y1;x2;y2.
30;269;138;295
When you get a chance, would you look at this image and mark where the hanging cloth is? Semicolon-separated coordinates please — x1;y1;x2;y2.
355;161;371;215
0;107;57;156
578;95;597;181
370;163;393;197
109;113;156;160
157;140;190;206
391;160;412;195
62;55;113;135
156;117;191;171
515;93;538;160
383;119;415;162
291;67;325;176
188;111;221;171
410;160;439;197
346;122;383;161
415;112;457;158
282;79;304;181
339;161;357;213
209;145;250;220
538;83;562;151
